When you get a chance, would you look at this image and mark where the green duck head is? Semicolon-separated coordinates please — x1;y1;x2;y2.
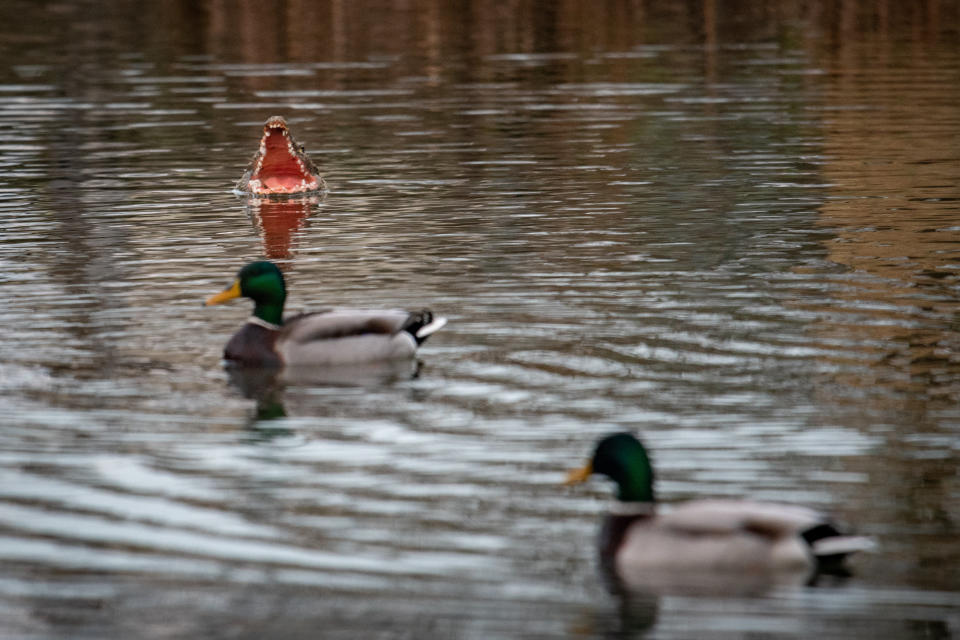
206;261;287;326
566;432;656;503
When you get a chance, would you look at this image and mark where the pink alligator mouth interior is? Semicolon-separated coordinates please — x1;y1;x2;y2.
246;122;320;195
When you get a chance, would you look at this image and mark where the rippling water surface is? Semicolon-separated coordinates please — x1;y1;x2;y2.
1;2;959;638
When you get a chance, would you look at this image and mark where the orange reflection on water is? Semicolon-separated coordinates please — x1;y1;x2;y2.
810;25;960;399
246;196;319;260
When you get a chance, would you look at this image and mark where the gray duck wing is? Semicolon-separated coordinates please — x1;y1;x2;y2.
280;309;411;345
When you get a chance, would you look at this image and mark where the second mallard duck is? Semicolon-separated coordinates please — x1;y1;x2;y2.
567;433;873;590
205;261;446;367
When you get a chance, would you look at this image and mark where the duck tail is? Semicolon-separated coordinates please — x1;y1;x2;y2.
802;523;875;576
811;535;876;558
402;310;448;345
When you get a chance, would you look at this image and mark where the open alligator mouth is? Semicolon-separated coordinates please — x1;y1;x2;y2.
236;116;325;196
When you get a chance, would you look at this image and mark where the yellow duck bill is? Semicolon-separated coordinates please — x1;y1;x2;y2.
564;462;592;486
206;280;242;306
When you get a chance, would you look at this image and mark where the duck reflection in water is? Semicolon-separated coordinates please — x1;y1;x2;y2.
228;358;422;406
226;359;424;430
225;364;290;439
567;433;874;598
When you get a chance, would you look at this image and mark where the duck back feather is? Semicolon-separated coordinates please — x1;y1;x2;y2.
613;499;868;575
278;309;422;366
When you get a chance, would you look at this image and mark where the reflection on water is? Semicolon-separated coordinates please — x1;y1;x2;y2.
227;358;423;427
813;62;960;399
245;196;319;259
0;1;959;638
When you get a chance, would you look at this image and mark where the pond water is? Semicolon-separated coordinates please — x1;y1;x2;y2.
1;1;959;638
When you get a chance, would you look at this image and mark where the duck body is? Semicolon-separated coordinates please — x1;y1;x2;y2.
604;500;839;576
224;320;283;367
568;433;872;588
207;262;445;368
224;309;439;367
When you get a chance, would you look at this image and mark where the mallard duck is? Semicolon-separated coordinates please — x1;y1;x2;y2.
205;261;446;367
566;433;873;588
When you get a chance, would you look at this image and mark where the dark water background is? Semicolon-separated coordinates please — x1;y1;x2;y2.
0;1;958;638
